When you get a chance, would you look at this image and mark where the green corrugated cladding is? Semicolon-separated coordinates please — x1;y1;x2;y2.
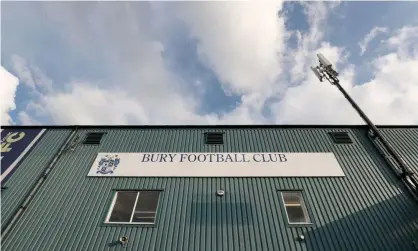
1;127;418;251
1;129;72;228
379;128;418;176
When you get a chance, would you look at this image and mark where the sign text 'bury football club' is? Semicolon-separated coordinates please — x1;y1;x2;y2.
141;153;288;163
88;152;345;177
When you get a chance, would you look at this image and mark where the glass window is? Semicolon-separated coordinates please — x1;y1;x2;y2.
281;191;310;224
106;191;161;224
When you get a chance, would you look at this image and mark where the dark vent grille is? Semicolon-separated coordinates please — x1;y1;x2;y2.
329;132;353;144
204;132;224;145
83;132;105;145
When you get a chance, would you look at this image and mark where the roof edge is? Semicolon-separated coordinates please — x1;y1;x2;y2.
1;125;418;129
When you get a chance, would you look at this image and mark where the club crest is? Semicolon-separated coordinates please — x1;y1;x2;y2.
97;154;120;174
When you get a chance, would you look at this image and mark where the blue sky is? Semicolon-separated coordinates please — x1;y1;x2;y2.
1;1;418;125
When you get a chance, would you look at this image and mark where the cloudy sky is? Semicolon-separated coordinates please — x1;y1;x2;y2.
1;1;418;126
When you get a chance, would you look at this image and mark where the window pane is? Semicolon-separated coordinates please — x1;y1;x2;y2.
285;205;308;223
283;192;302;205
133;217;155;223
134;212;156;218
281;191;310;224
108;192;137;222
135;191;160;211
132;191;160;223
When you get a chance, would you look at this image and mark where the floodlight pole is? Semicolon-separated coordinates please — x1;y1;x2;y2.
312;54;418;200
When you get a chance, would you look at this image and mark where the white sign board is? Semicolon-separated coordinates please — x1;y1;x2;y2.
87;152;345;177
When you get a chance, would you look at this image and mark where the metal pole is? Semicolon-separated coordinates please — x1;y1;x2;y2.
332;79;411;175
312;54;418;199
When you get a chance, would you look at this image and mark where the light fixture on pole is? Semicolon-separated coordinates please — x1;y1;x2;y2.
311;53;418;200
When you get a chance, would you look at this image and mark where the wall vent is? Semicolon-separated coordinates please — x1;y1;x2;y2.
329;132;353;144
83;132;105;145
204;132;224;145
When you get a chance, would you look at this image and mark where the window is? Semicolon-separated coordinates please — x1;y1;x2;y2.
83;132;106;145
204;132;224;145
281;191;310;224
328;132;353;144
106;191;161;224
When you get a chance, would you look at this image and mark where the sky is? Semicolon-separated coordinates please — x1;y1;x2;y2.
1;1;418;126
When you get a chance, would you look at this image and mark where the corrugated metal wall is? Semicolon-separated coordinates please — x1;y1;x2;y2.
379;128;418;175
2;127;418;251
1;129;71;228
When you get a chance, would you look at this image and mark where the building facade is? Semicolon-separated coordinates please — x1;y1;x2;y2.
1;125;418;251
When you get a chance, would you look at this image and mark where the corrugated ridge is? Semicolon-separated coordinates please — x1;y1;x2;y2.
2;128;418;251
379;128;418;175
1;129;71;229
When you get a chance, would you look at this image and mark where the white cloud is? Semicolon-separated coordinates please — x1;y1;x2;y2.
353;56;418;124
169;1;298;124
267;2;359;124
43;83;149;125
11;54;53;94
14;1;344;126
287;2;342;84
17;111;41;125
210;93;272;125
0;66;19;125
21;1;292;126
350;25;418;124
386;26;418;58
9;57;214;125
11;2;213;125
173;1;286;96
274;24;418;125
359;26;389;56
195;2;343;125
4;2;418;126
10;55;35;88
272;43;362;124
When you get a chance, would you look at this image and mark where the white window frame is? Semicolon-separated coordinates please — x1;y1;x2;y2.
280;191;311;225
105;191;160;225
